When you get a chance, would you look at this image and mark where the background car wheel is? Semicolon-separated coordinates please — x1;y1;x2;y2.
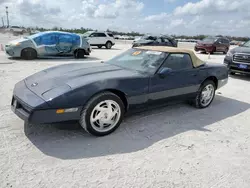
98;45;102;49
74;49;85;59
192;80;216;109
230;71;235;75
79;92;125;136
105;41;112;49
223;48;229;54
21;48;37;60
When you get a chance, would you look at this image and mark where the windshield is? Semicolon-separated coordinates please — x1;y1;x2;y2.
82;31;93;37
141;35;157;40
242;40;250;47
202;37;218;42
106;48;167;74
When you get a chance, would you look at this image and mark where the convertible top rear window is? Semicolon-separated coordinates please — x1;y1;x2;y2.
106;48;167;73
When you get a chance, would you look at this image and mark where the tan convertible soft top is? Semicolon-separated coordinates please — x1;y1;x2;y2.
135;46;204;67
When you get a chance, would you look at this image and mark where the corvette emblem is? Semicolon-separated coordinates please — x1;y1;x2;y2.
31;82;38;87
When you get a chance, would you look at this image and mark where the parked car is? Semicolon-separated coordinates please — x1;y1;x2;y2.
132;35;177;48
11;46;228;136
82;31;115;49
224;40;250;75
5;31;91;60
6;26;26;34
195;36;230;54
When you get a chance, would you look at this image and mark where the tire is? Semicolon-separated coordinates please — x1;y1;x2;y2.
79;92;125;136
230;71;235;75
223;47;229;54
21;48;37;60
98;45;102;49
105;41;112;49
74;49;85;59
192;80;216;109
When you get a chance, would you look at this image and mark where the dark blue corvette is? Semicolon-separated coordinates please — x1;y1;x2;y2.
11;46;228;136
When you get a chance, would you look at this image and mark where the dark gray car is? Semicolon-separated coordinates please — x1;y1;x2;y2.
132;35;177;48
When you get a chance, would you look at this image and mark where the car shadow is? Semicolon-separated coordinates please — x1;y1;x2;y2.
91;47;121;50
24;95;250;160
8;56;100;62
230;74;250;81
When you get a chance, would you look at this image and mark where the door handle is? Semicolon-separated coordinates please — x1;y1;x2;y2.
192;73;197;76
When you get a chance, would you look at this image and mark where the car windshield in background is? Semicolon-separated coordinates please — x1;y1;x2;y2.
242;40;250;47
142;35;157;40
106;48;167;74
82;31;93;37
202;37;217;42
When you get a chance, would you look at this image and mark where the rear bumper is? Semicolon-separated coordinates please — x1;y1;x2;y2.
224;57;250;74
11;81;81;124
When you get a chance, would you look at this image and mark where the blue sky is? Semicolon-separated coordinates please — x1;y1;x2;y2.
1;0;250;36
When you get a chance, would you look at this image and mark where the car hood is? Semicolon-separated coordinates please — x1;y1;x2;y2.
231;46;250;54
24;63;141;99
8;38;30;45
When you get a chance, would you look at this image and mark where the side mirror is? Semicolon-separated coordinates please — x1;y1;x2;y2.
157;67;172;78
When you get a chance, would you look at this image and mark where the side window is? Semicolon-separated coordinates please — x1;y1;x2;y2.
107;33;114;37
156;38;163;43
217;38;222;43
223;39;229;44
97;33;107;37
58;34;73;44
162;53;193;71
38;33;57;45
72;35;81;45
90;33;97;37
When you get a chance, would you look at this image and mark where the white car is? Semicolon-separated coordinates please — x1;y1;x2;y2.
82;31;115;49
6;26;26;34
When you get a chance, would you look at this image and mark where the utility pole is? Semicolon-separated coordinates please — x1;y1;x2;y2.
6;6;9;28
1;17;4;27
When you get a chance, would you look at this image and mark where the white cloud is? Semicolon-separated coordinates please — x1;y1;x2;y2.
81;0;144;19
0;0;249;36
174;0;248;15
145;13;169;22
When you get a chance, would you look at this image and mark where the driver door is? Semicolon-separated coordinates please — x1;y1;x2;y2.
148;53;200;105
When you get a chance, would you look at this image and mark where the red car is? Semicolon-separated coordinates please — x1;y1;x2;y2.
195;37;230;54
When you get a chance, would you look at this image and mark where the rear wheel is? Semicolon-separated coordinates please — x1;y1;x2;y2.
191;80;216;109
21;48;37;60
79;92;125;136
105;41;112;49
74;49;85;59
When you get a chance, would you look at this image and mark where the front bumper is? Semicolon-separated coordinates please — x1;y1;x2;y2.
224;57;250;75
195;45;214;53
5;45;22;57
11;81;81;124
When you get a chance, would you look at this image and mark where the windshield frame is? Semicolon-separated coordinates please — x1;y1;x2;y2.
105;48;168;75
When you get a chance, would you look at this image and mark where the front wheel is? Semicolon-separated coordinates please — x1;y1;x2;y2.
21;48;37;60
79;92;125;136
192;80;216;108
223;47;229;54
